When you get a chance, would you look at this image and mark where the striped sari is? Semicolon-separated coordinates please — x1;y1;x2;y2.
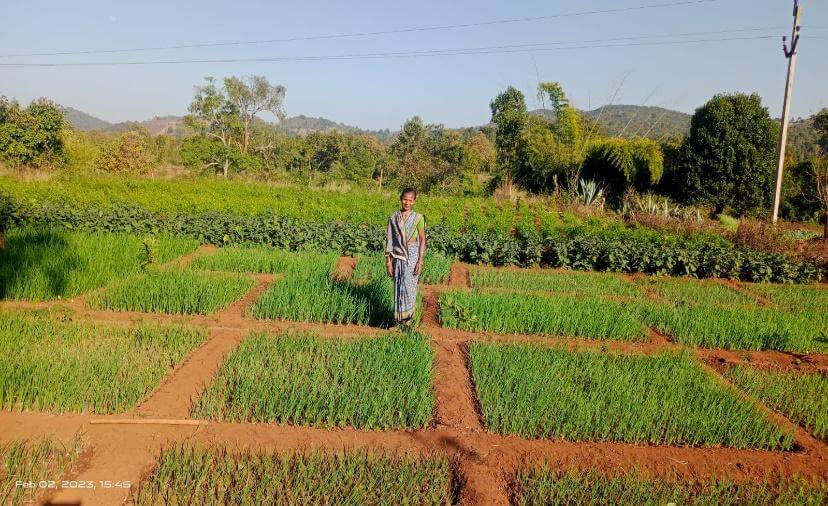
386;211;421;323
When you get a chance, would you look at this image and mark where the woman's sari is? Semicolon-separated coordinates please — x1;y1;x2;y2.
386;210;422;323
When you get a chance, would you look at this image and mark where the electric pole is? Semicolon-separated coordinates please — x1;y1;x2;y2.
771;0;802;223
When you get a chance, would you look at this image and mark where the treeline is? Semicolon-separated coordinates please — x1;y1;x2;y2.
1;75;827;233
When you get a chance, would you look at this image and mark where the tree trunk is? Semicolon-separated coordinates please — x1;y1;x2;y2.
823;211;828;241
377;165;384;192
242;118;250;154
223;159;229;178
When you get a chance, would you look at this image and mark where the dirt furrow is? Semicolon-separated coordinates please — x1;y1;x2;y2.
212;273;277;325
135;328;247;419
448;261;470;288
431;339;483;431
333;256;357;281
421;285;442;328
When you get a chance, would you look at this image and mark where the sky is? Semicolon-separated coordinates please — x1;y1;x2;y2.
0;0;826;130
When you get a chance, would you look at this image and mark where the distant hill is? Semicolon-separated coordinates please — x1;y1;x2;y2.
582;105;691;139
59;106;113;131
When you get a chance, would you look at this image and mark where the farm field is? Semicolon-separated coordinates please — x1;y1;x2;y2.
192;332;434;429
469;343;792;449
0;434;84;506
0;226;199;301
512;467;828;505
0;226;826;504
133;445;453;505
0;309;207;413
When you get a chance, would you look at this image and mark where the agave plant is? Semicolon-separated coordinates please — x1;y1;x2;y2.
577;179;604;206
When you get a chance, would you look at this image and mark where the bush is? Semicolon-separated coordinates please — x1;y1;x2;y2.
581;137;663;198
0;195;822;283
96;131;151;174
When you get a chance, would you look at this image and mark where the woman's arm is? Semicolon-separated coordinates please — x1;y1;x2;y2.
414;216;426;276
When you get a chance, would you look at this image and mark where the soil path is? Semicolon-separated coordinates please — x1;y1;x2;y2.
135;328;247;419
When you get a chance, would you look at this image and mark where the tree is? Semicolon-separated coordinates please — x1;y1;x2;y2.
490;87;528;196
224;75;286;154
96;130;152;174
184;75;286;177
581;137;664;199
676;93;779;216
811;109;828;238
0;96;64;168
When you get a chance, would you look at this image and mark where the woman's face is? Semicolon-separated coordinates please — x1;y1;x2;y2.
400;193;415;211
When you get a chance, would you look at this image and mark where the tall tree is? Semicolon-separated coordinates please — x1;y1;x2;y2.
224;75;286;154
490;87;528;196
676;93;779;216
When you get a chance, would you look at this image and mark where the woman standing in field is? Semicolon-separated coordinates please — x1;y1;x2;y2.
386;187;426;328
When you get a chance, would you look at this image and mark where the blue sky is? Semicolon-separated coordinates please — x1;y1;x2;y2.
0;0;825;130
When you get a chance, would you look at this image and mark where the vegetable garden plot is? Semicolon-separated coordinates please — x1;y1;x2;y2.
636;276;759;306
133;445;453;506
189;245;333;274
469;343;793;449
726;366;828;441
440;289;648;341
637;301;828;353
87;270;255;315
0;310;206;413
248;252;381;325
0;226;198;301
469;267;643;298
512;467;827;506
1;434;84;506
192;332;435;429
744;283;828;319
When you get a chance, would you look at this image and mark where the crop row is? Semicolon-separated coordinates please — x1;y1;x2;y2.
448;267;828;353
6;309;823;451
2;195;823;283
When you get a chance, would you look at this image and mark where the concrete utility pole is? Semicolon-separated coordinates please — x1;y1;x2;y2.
771;0;802;223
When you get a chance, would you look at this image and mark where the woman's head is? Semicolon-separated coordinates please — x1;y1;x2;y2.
400;187;417;211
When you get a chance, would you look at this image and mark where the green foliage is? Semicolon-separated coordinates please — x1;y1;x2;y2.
728;366;827;441
2;188;823;283
469;343;793;449
491;87;528;186
440;289;648;341
96;130;151;174
1;434;84;506
513;467;827;505
0;309;206;413
637;301;827;353
470;267;642;297
192;332;435;429
0;226;199;301
247;251;383;325
0;96;65;168
636;276;757;306
676;93;779;215
581;137;664;198
135;446;452;506
781;158;823;221
88;270;255;315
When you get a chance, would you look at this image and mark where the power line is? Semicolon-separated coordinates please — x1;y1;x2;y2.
0;34;778;67
0;0;718;58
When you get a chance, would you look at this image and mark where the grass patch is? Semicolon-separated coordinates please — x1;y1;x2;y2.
0;226;198;301
249;252;383;325
638;302;827;353
0;309;207;413
192;332;434;429
746;283;828;316
637;276;758;306
189;245;313;274
470;268;642;298
88;270;255;315
512;467;827;505
1;433;84;506
419;252;455;285
726;365;828;441
133;445;452;505
469;343;792;449
440;290;647;341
